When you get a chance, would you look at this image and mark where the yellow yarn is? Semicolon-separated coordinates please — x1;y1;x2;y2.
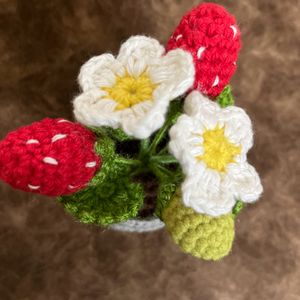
103;73;157;111
196;126;241;172
162;191;235;261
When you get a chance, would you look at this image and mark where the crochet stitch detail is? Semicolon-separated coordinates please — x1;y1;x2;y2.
73;36;195;139
102;72;157;111
162;191;234;261
166;3;241;97
196;126;241;172
168;91;263;216
0;118;100;196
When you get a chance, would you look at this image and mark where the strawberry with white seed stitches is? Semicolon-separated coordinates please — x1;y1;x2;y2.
166;3;241;97
0;118;101;196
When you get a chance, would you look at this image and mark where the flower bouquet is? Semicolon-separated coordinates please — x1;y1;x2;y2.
0;3;262;261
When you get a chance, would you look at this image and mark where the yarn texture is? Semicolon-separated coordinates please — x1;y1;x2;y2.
168;91;263;216
162;191;235;261
59;134;144;225
167;3;241;97
0;3;263;261
0;118;100;196
73;35;195;139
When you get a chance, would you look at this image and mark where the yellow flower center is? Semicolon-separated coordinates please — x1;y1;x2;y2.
196;126;241;172
103;73;157;111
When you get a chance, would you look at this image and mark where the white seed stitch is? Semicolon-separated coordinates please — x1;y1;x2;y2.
197;46;206;59
68;185;76;189
233;61;237;65
26;139;39;144
52;134;67;143
212;75;219;87
43;157;58;165
85;161;96;168
57;119;70;123
28;184;40;190
230;25;237;38
176;34;183;41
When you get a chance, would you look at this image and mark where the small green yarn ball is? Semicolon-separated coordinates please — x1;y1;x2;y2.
162;192;235;261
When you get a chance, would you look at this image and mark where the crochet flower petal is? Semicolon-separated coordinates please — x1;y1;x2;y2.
181;167;236;216
148;48;195;99
169;114;204;174
184;91;253;153
184;91;219;117
227;162;263;203
73;90;120;128
220;107;253;154
120;94;170;139
117;35;165;65
78;54;125;92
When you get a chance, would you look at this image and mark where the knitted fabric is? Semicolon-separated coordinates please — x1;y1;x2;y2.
166;3;241;97
162;191;234;260
0;118;100;196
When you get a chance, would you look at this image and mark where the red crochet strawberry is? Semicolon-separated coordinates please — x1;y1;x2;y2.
166;3;241;97
0;118;101;196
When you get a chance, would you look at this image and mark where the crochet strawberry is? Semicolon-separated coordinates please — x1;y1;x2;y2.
166;3;241;97
0;118;101;196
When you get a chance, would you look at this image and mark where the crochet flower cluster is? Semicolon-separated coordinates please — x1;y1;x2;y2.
0;3;263;261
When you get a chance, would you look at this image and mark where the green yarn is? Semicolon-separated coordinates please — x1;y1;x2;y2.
155;181;178;219
162;191;235;261
90;126;133;142
59;135;144;225
148;99;183;155
60;178;144;225
60;100;185;226
59;92;244;228
232;200;245;218
217;85;234;108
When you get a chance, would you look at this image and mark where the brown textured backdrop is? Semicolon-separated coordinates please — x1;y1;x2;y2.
0;1;299;299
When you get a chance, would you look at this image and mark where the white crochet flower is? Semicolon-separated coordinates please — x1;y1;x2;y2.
73;36;194;139
169;91;263;216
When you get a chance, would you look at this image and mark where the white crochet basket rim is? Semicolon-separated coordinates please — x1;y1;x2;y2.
109;217;165;232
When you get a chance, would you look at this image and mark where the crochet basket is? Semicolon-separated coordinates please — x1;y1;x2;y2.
0;3;262;261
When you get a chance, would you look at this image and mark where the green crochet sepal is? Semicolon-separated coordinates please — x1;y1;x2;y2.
58;135;144;226
217;85;234;107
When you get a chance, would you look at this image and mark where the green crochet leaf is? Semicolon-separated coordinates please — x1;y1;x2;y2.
89;126;133;142
232;200;245;218
217;85;235;108
155;181;178;219
167;98;184;125
59;134;144;225
59;178;144;226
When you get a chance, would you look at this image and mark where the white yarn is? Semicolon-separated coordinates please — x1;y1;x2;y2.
168;91;263;217
109;217;165;233
73;35;195;139
230;25;238;38
43;157;58;165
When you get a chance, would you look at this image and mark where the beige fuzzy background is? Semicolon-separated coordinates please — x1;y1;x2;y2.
0;0;299;299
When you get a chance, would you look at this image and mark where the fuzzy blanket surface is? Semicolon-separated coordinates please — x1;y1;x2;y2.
0;1;299;299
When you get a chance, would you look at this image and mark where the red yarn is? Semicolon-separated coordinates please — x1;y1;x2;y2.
166;3;241;97
0;118;101;196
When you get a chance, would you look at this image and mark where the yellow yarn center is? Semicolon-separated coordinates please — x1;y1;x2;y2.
196;126;241;172
103;73;157;111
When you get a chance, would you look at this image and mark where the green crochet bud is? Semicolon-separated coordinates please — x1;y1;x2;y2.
162;192;235;261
